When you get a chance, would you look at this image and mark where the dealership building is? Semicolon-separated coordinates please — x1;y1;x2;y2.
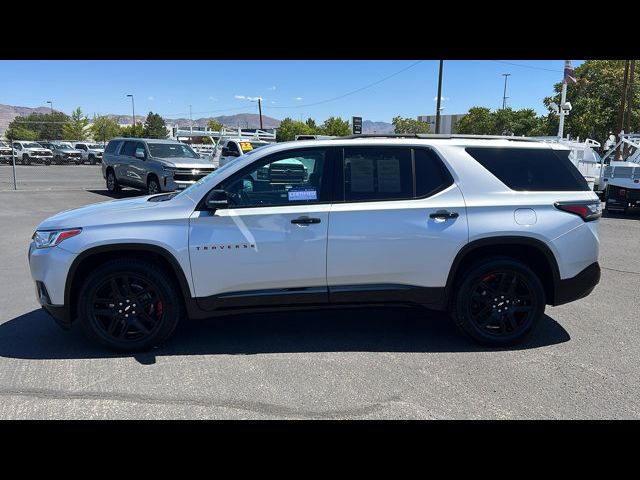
418;114;466;134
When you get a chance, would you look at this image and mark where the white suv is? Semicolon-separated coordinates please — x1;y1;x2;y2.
28;135;601;351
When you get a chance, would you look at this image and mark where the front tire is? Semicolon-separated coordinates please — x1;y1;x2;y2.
23;154;30;165
147;175;160;195
106;169;120;193
451;258;545;347
77;258;183;351
89;155;96;165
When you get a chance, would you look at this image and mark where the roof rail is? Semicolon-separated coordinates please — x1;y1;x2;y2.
340;134;539;142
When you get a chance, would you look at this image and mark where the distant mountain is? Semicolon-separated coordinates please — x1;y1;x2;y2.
166;113;281;130
0;103;53;136
1;102;391;136
362;120;394;134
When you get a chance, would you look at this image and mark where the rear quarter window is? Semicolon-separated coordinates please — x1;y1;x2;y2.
466;147;590;191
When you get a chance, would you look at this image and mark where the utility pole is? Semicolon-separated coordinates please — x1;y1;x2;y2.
623;60;636;158
435;60;444;134
127;94;136;137
616;60;630;160
258;97;263;130
501;74;511;109
189;104;193;133
46;101;54;140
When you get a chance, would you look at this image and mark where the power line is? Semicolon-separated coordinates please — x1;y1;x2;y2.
264;60;424;110
490;60;562;73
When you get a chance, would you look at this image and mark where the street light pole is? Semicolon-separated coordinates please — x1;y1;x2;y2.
258;97;263;130
501;73;511;109
127;94;135;137
46;101;53;140
189;104;193;133
435;60;443;134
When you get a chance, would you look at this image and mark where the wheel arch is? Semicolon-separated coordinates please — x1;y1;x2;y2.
445;236;561;308
65;243;192;323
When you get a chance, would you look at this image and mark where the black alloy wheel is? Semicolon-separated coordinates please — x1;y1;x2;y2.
453;258;545;346
78;259;182;351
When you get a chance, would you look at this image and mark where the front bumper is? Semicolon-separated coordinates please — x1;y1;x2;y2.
552;262;601;306
29;242;77;327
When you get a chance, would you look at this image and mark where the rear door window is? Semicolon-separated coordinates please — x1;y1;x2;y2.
466;147;590;191
120;141;137;157
343;147;413;201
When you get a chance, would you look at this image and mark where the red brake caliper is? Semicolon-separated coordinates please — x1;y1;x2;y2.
155;301;164;319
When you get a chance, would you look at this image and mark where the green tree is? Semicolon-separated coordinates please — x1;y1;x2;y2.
207;119;224;131
119;123;145;138
90;116;122;144
275;117;313;142
455;107;545;137
319;116;351;136
392;116;432;134
62;107;89;140
5;111;69;140
454;107;495;135
305;118;318;130
543;60;640;143
142;112;168;138
4;123;38;141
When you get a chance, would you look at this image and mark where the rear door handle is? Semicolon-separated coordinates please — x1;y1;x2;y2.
291;216;321;225
429;210;459;220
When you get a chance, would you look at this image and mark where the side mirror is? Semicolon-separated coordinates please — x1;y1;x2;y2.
205;189;228;210
135;147;145;159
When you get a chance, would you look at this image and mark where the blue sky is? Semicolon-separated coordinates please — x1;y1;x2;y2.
0;60;581;122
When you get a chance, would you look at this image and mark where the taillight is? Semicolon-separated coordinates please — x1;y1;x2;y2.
554;201;602;222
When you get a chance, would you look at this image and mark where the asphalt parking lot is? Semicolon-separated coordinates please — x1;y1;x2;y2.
0;164;106;191
0;185;639;419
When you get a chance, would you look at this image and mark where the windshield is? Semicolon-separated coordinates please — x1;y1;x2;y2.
0;141;8;147
148;142;198;159
25;142;43;148
88;144;103;149
56;143;74;149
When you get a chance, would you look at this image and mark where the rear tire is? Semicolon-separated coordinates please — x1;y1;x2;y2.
451;257;545;347
106;168;120;193
77;258;183;351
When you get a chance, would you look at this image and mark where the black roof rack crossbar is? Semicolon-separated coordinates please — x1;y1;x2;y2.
340;134;539;142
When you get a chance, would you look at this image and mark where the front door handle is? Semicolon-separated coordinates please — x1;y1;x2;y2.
429;210;459;220
291;216;321;225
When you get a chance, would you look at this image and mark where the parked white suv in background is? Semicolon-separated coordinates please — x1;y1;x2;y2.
74;142;104;164
29;135;601;351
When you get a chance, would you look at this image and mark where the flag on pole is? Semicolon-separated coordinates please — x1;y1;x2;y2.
564;60;577;84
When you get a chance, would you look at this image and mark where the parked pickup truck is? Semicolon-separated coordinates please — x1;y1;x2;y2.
74;142;105;164
40;142;83;165
11;141;53;165
0;141;14;164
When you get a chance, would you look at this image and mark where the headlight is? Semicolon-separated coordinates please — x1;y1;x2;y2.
32;228;82;249
162;165;176;174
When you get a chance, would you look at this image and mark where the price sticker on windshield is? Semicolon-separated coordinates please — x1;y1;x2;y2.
239;142;254;152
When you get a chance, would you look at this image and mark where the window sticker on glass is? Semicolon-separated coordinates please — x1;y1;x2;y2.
349;157;375;192
239;142;254;152
377;158;402;192
288;187;318;201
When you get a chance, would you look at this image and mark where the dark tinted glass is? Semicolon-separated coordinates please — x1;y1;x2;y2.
415;148;452;197
120;141;136;157
343;148;413;201
105;141;119;154
466;147;590;191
